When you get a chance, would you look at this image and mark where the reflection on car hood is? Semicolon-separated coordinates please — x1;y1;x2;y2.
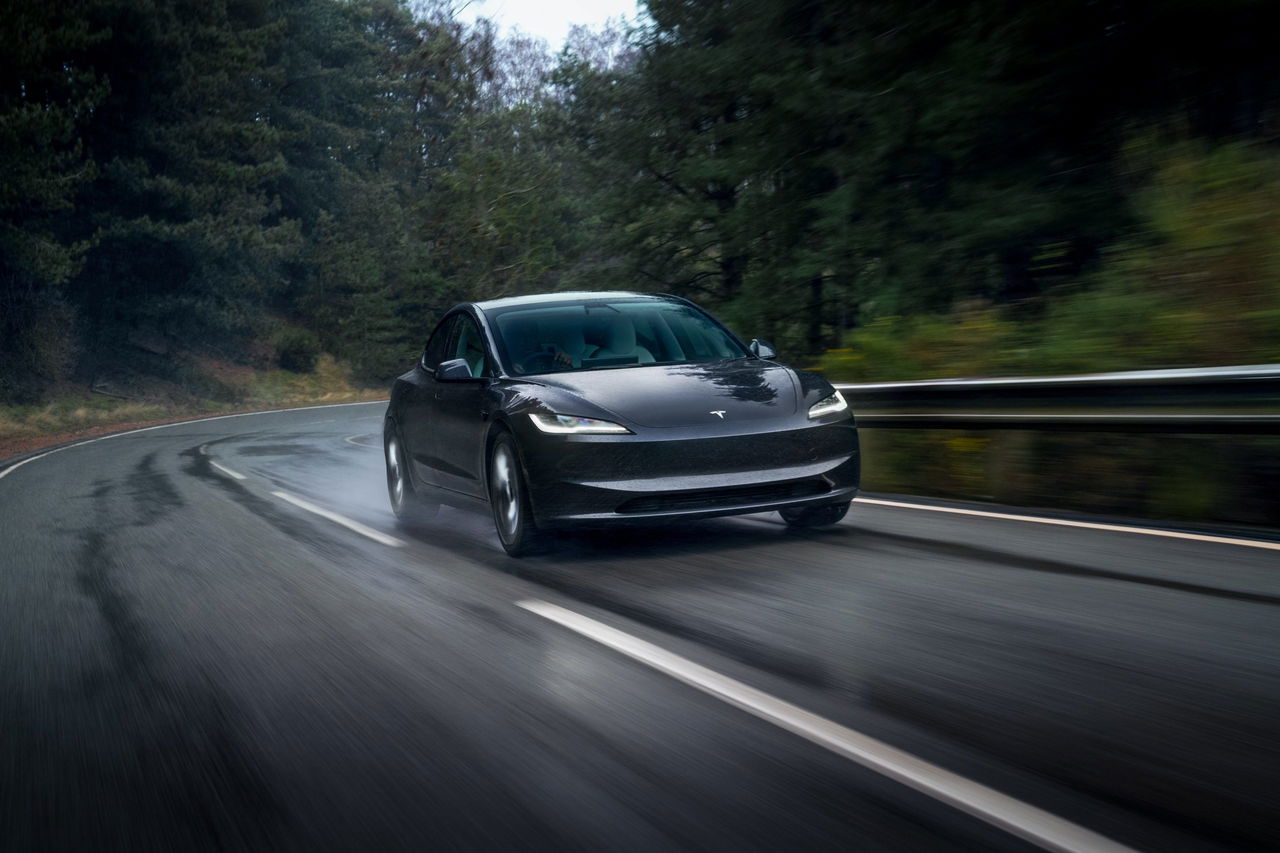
531;360;799;427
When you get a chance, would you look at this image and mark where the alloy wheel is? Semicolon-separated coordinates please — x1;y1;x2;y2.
491;443;519;541
387;435;406;512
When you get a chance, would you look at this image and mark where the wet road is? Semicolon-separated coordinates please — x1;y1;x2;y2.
1;402;1276;852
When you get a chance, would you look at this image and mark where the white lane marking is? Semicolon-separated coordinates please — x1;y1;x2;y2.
0;400;387;481
209;460;246;481
853;497;1280;552
271;490;404;548
198;444;209;456
518;599;1139;853
343;433;379;448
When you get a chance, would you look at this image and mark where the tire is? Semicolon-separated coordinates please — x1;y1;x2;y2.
488;432;546;556
385;430;438;524
779;500;850;528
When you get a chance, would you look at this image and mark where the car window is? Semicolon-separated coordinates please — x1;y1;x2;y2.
451;316;490;378
421;315;459;372
490;299;747;376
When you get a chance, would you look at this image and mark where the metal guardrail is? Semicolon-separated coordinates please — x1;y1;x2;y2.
834;364;1280;434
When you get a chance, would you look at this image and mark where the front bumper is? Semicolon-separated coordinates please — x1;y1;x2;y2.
518;419;859;527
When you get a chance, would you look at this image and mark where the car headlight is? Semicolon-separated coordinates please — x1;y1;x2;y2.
808;390;848;419
529;413;632;434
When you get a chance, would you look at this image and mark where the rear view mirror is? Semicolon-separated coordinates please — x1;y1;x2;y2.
436;357;476;381
749;338;777;359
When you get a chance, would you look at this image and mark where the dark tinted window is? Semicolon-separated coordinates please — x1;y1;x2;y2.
450;316;490;378
488;298;748;376
421;315;459;371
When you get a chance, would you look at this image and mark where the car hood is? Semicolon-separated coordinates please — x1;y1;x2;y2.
531;360;800;428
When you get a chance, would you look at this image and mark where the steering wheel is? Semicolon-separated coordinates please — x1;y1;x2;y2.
519;350;557;373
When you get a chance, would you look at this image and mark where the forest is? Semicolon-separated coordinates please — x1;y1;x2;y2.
4;0;1280;405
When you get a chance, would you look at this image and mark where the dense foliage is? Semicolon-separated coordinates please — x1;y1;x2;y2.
4;0;1280;401
569;0;1280;370
1;0;482;396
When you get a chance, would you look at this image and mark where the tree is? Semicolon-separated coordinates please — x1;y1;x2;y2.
0;1;106;397
69;0;298;371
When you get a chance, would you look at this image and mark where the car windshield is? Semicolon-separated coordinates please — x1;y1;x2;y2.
488;298;749;376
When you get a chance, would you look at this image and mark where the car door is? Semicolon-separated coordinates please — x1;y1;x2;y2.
402;314;459;490
429;313;495;500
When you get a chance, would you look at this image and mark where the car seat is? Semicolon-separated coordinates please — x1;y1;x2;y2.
592;315;655;363
550;319;597;367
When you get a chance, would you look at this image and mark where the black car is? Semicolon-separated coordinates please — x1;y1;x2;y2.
383;292;859;555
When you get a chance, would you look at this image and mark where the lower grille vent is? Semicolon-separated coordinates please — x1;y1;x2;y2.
617;480;829;514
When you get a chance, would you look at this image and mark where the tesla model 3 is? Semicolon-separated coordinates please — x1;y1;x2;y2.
383;292;859;555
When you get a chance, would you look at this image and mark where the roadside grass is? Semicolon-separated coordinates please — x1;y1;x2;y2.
0;397;175;441
0;354;387;457
224;355;387;408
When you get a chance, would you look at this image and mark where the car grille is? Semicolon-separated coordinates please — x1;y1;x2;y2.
615;480;830;514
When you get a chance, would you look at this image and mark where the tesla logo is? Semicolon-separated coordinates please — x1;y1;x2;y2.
710;410;726;419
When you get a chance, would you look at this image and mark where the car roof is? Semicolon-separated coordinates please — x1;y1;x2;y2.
472;291;675;311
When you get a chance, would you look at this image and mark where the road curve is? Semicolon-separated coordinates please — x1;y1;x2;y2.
1;403;1276;852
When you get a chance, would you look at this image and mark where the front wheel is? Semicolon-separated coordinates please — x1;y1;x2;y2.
488;433;545;556
779;501;850;528
385;431;437;523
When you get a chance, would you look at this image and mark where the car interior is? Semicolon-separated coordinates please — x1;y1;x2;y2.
494;303;743;374
452;319;490;377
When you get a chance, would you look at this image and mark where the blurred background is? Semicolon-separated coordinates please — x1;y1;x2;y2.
4;6;1280;853
3;0;1278;525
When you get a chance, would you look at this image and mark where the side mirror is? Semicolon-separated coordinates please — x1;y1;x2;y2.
436;357;476;381
749;338;777;360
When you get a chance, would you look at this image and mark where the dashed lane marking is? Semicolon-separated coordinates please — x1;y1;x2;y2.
209;460;246;481
271;490;404;548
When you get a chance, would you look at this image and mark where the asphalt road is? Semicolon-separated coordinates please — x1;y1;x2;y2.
1;402;1276;852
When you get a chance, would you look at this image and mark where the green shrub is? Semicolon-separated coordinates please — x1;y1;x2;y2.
817;139;1280;382
813;305;1025;381
274;328;321;374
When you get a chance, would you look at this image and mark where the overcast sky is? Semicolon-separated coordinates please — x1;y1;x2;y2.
454;0;643;49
